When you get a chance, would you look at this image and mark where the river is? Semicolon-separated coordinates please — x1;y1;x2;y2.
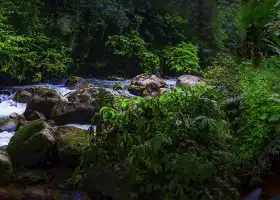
0;77;177;147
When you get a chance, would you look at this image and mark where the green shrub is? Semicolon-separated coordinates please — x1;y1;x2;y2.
106;32;160;74
163;42;199;73
0;4;71;81
203;53;240;96
237;58;280;170
82;85;240;200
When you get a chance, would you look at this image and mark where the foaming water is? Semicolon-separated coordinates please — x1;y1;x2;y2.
0;131;14;146
0;77;177;147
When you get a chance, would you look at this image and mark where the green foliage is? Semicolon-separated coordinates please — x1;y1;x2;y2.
237;58;280;165
106;32;160;74
113;82;124;90
0;2;71;81
163;42;199;73
83;85;240;200
203;53;240;95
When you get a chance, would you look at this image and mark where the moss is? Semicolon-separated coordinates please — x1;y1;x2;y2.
7;120;55;167
55;126;91;167
113;82;124;90
15;171;45;186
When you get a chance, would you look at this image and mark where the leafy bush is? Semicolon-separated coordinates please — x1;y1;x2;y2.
82;85;241;200
0;4;71;81
163;42;199;73
106;32;160;74
237;58;280;173
203;53;241;96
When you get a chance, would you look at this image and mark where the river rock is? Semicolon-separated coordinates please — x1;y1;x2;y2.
54;126;90;167
51;87;114;125
65;76;90;89
7;120;55;167
14;89;32;104
24;110;46;121
15;171;46;186
24;86;67;119
0;118;18;132
84;164;130;200
0;150;13;185
176;75;201;87
128;74;166;96
9;112;20;119
24;185;55;200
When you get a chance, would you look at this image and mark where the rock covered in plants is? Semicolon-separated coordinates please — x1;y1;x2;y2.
7;120;56;167
51;87;114;125
65;76;90;89
24;86;67;119
113;82;124;90
0;118;18;132
0;150;13;185
176;75;201;87
54;126;90;167
128;74;166;96
13;89;32;104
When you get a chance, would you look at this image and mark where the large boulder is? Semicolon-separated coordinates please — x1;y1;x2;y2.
65;76;90;89
176;75;201;87
51;87;114;125
0;150;13;185
128;74;166;96
54;126;90;167
7;120;56;167
24;86;67;119
14;90;32;104
84;164;131;200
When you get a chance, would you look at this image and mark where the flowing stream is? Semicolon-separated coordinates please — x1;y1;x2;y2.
0;77;177;147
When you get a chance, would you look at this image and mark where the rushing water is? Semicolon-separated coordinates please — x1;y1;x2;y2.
0;77;177;147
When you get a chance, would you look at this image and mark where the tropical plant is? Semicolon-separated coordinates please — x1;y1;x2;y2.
163;42;199;73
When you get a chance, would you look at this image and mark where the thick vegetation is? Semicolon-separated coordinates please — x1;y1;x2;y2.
2;0;280;199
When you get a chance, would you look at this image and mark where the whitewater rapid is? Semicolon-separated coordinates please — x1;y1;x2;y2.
0;78;177;147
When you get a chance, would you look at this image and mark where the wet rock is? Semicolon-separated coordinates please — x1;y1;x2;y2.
9;113;20;120
65;76;90;89
128;74;166;96
24;185;55;200
159;88;172;95
176;75;201;87
14;90;32;104
24;86;67;119
51;87;114;125
15;171;46;186
54;126;90;167
7;120;55;167
107;76;126;82
0;150;13;185
0;118;18;132
24;110;46;121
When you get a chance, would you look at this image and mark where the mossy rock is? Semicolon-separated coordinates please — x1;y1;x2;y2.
65;76;89;89
14;90;32;104
54;126;91;167
7;120;55;167
15;171;46;186
0;150;13;185
113;82;124;90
